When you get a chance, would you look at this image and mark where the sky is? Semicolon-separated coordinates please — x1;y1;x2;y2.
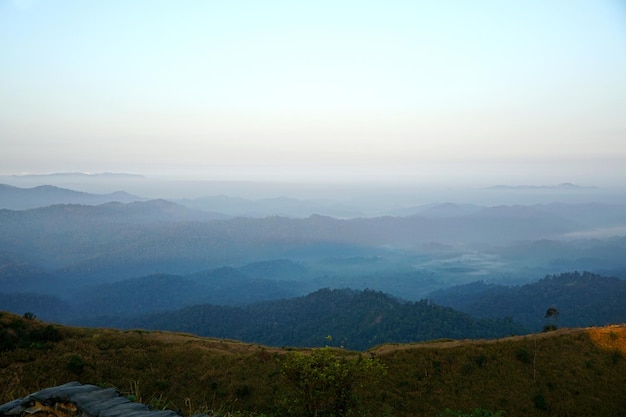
1;0;626;186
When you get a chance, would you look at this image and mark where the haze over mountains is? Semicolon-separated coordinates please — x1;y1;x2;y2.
0;184;143;210
1;175;625;349
3;171;625;210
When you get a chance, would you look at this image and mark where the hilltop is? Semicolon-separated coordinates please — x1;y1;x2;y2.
1;312;625;417
74;288;527;351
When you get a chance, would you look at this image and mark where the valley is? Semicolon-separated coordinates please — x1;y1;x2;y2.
1;182;625;345
1;180;625;416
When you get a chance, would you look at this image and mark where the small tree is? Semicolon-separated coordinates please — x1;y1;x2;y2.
282;347;384;417
23;312;36;320
543;307;559;332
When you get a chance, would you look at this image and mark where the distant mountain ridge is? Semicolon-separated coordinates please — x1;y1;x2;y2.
0;259;308;320
177;194;363;218
487;182;597;190
384;202;482;218
70;263;307;317
1;199;624;283
10;172;143;178
0;183;144;210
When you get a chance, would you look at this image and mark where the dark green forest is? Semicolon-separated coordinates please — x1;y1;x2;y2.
73;288;527;351
66;272;626;350
430;271;626;331
3;271;626;351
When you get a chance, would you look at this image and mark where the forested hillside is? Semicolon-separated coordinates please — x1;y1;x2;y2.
71;268;305;317
429;271;626;331
4;269;626;351
73;288;527;350
2;198;626;354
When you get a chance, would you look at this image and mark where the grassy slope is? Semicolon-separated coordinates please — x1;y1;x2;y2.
1;311;625;417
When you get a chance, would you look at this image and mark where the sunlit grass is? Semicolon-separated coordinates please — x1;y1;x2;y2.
587;325;626;354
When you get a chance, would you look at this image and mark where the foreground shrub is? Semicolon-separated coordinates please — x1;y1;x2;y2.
281;347;385;417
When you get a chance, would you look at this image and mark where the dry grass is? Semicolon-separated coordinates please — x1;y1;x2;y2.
2;312;626;417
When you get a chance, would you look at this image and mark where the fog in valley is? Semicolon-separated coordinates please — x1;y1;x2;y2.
1;168;625;345
1;1;626;348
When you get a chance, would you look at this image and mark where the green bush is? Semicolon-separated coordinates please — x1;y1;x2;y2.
533;394;548;411
0;318;63;351
515;348;531;364
282;347;385;417
66;355;88;374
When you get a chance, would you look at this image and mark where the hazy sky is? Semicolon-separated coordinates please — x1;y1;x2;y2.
1;0;626;185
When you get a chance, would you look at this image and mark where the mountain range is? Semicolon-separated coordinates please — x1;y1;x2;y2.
2;268;625;351
1;182;625;353
0;183;144;210
1;196;625;284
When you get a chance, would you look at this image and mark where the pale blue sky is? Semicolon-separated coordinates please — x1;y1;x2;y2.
1;0;625;185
